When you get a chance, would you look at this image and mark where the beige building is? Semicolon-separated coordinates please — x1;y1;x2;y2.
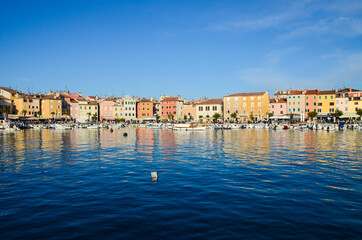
195;99;223;122
79;101;98;122
223;91;269;121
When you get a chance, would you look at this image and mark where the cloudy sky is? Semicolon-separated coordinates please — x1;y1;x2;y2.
1;0;361;99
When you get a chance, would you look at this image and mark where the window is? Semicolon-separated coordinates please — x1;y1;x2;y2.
251;97;254;100
330;108;334;113
289;96;291;99
280;105;282;108
58;100;61;103
258;110;261;114
227;103;230;108
89;107;91;110
318;109;321;112
354;102;358;105
330;102;334;106
325;96;327;99
331;96;334;99
281;111;283;114
306;102;309;106
314;96;316;99
235;97;238;101
293;108;295;112
258;102;261;107
289;108;291;112
314;102;316;106
206;106;210;111
199;106;203;111
251;110;254;114
227;97;230;101
115;108;117;111
251;102;254;107
319;96;321;99
243;97;246;100
345;107;348;111
51;100;53;103
147;108;149;110
243;110;246;114
115;113;118;116
336;100;339;104
318;103;322;106
272;105;274;108
258;96;261;100
235;103;238;108
293;96;295;99
235;110;239;114
227;110;230;114
243;103;246;107
95;107;97;110
306;96;309;100
298;108;300;112
212;106;217;111
51;105;53;109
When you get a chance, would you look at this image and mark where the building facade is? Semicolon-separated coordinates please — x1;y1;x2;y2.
269;98;287;116
41;95;63;118
195;99;223;122
223;91;269;121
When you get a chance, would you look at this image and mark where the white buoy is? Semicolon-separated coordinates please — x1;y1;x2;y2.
151;171;158;181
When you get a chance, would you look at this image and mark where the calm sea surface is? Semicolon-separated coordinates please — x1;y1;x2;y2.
0;128;361;239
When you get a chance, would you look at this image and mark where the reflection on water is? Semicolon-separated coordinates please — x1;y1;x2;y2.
0;129;361;239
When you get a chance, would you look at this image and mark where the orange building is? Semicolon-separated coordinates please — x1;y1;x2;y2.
137;99;154;120
223;91;269;121
41;95;63;119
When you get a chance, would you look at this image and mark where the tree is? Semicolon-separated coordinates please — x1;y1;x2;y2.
213;113;221;122
167;113;174;121
199;115;203;122
230;112;237;122
119;118;126;122
308;111;318;121
267;112;274;118
332;109;343;119
356;108;362;119
3;106;10;119
34;112;38;117
87;112;91;122
249;113;254;122
50;112;55;118
290;114;294;121
91;113;98;122
21;109;27;117
63;109;69;115
184;115;187;121
156;114;160;122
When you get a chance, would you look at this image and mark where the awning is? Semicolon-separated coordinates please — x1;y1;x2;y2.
339;113;359;118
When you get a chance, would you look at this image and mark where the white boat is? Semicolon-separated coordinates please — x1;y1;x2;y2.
173;122;207;131
87;125;99;129
54;124;73;130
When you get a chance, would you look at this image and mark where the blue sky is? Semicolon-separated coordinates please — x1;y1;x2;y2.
1;0;361;99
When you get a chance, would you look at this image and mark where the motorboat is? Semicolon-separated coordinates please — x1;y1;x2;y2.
173;122;207;131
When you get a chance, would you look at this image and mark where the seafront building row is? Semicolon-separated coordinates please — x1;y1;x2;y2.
0;87;361;122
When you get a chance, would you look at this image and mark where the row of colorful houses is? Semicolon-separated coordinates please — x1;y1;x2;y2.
1;86;361;122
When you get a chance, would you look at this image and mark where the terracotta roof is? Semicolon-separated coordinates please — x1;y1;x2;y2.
337;88;360;93
305;89;319;95
0;96;10;100
77;96;86;101
287;90;304;95
225;92;266;97
41;95;59;100
196;99;223;105
161;97;181;102
270;98;287;103
0;87;19;94
88;101;98;105
139;98;152;102
70;99;78;103
318;90;336;95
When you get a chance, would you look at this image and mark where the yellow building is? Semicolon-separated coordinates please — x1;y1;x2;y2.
13;95;41;117
41;95;63;118
348;97;362;113
317;90;336;115
223;91;269;121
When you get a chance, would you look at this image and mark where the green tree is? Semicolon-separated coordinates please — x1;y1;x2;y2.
199;115;203;122
183;115;187;121
3;106;10;119
249;113;254;121
213;113;221;122
308;111;318;121
290;114;294;121
87;112;91;122
156;114;160;121
267;112;274;118
167;113;174;121
91;113;98;122
50;111;55;118
119;118;126;122
332;109;343;119
356;108;362;119
63;109;69;115
230;112;237;121
21;109;27;117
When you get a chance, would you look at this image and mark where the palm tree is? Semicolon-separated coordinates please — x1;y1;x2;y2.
91;113;98;122
156;114;160;122
50;112;55;118
249;113;254;122
213;113;221;122
199;115;203;122
87;112;92;122
21;109;27;117
332;109;343;120
183;115;187;121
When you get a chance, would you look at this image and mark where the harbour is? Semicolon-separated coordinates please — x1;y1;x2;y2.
1;128;361;239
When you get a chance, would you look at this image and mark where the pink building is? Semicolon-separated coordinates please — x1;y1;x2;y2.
99;99;116;121
70;99;79;120
305;89;319;114
270;98;287;115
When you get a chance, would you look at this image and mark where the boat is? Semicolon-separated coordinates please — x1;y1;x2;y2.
173;122;207;131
